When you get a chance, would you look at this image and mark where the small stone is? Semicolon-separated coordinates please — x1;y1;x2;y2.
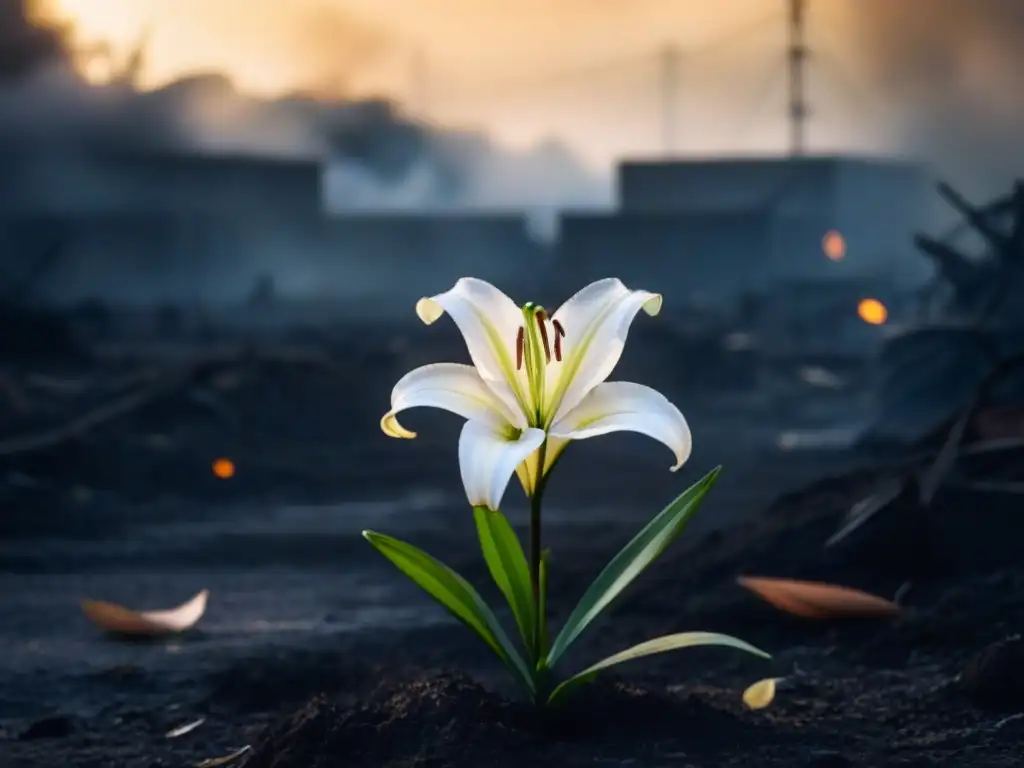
961;637;1024;710
18;715;75;740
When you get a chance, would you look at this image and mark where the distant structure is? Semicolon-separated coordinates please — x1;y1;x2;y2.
556;155;931;355
0;0;929;323
621;156;927;281
0;148;324;217
0;144;544;310
560;155;929;297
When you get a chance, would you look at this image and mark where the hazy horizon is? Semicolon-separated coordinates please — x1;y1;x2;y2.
20;1;1018;195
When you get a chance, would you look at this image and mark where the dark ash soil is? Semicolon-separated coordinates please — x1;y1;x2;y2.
1;330;1020;767
4;462;1023;768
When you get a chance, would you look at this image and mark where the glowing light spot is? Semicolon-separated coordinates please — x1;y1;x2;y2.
857;298;888;326
212;458;236;479
822;230;846;262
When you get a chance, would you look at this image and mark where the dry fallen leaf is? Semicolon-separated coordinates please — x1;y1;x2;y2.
743;677;781;710
81;589;209;637
194;745;252;767
736;576;901;620
166;717;206;738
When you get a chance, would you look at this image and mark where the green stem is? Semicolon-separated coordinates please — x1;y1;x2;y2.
529;442;548;665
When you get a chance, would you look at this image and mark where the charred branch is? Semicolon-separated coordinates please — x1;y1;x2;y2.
936;180;1011;253
915;178;1024;324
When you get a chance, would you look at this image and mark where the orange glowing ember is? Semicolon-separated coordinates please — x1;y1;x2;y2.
212;458;236;479
857;298;888;325
822;230;846;261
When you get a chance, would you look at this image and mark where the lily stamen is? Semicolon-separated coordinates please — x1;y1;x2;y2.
384;276;684;503
520;303;549;421
552;319;565;362
535;312;552;363
373;278;740;711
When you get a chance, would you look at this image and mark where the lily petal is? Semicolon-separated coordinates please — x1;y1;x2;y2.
415;278;530;418
514;434;570;498
459;420;547;510
549;381;692;471
546;278;662;425
382;363;523;440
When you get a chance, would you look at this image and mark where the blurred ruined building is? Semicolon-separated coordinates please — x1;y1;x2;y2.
557;156;931;358
0;0;940;349
0;2;547;313
862;180;1024;444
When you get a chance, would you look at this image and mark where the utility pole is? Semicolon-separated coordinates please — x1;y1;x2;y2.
786;0;809;155
659;43;681;155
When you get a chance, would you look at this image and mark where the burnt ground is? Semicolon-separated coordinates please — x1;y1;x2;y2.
1;331;1022;767
3;460;1023;768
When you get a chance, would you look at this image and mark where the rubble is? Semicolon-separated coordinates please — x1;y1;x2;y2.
863;178;1024;446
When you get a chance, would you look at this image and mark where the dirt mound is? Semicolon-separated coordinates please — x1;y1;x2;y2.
205;651;383;714
243;672;762;768
234;461;1024;768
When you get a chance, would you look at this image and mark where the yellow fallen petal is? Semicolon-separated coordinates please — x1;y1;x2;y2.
743;677;781;710
380;411;417;439
81;590;209;637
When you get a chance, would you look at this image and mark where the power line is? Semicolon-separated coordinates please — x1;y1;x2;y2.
399;3;886;159
813;49;880;118
808;22;886;121
686;10;785;61
728;58;788;145
420;12;785;103
427;49;655;100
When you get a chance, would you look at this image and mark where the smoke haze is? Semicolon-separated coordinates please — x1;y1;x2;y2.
2;1;609;210
841;0;1024;197
6;0;1024;205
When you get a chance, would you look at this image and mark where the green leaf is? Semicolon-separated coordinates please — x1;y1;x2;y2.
546;466;721;668
547;631;770;706
363;530;534;693
473;506;535;655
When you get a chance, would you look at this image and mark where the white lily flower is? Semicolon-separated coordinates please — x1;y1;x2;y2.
381;278;692;510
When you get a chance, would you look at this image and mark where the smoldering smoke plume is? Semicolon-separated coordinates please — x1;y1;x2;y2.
0;0;603;210
846;0;1024;197
0;0;67;82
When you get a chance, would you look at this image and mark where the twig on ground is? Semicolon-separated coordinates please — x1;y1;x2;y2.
0;368;191;457
0;344;352;459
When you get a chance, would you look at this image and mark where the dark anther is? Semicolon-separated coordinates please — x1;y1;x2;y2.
535;314;551;363
552;319;565;362
516;327;524;370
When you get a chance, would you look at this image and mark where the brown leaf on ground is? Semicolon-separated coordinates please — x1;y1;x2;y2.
736;576;901;620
